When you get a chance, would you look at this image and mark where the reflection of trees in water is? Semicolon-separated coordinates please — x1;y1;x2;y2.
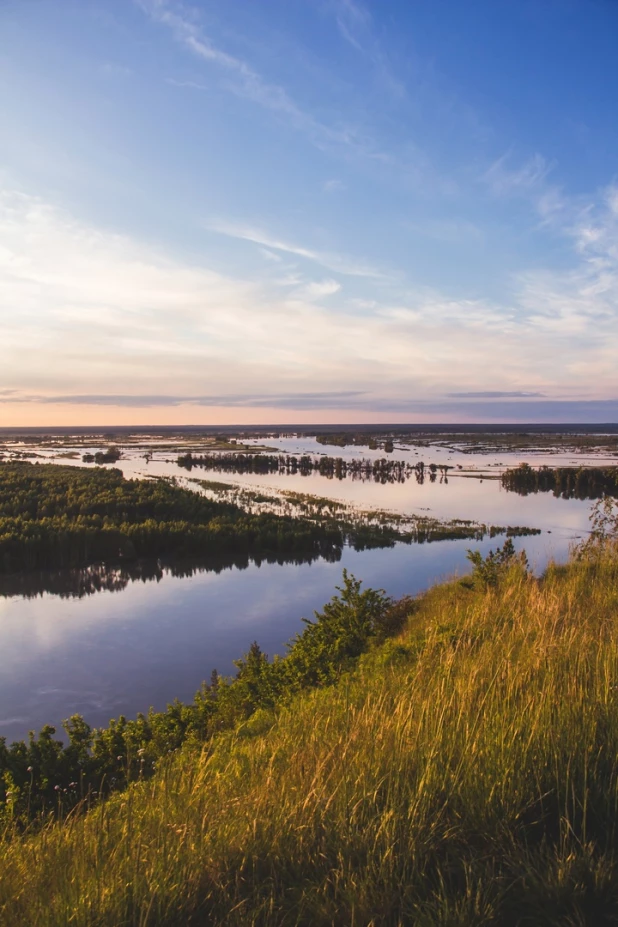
0;547;342;600
178;452;451;484
0;562;148;599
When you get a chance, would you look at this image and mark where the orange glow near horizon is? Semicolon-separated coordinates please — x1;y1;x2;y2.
0;402;583;429
0;403;450;429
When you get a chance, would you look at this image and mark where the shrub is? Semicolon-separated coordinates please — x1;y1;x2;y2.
466;537;529;588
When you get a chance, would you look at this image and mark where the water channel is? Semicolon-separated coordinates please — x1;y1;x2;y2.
0;434;604;742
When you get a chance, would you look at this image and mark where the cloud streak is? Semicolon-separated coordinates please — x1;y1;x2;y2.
204;219;387;279
138;0;387;160
484;152;553;198
1;391;366;410
447;391;545;399
137;0;468;197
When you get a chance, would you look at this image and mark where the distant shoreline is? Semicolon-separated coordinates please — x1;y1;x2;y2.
2;422;618;436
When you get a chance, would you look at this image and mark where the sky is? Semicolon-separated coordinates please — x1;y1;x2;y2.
1;0;617;426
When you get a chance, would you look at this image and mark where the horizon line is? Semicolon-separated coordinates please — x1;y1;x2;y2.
1;422;618;434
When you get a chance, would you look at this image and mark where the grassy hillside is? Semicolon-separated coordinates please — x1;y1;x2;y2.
2;536;618;924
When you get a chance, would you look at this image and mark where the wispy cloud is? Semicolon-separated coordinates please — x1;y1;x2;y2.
137;0;383;158
138;0;314;115
322;179;345;194
484;152;553;197
447;391;545;399
2;391;366;410
258;247;283;263
165;77;210;91
333;0;372;53
299;280;341;300
514;184;618;347
137;1;465;196
330;0;405;98
204;219;387;279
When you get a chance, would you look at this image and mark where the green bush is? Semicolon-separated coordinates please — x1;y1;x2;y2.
466;537;529;588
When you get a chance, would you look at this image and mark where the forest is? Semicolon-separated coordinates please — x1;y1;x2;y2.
0;463;341;573
501;463;618;498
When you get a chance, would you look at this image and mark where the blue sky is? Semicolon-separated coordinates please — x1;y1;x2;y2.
1;0;617;424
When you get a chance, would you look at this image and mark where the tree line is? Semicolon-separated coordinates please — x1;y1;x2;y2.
178;452;451;484
316;433;384;450
501;464;618;499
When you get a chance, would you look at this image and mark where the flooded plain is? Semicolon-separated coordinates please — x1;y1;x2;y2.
0;431;610;742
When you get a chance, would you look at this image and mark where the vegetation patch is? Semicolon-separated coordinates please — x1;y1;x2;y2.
190;478;540;547
0;463;342;573
502;462;618;498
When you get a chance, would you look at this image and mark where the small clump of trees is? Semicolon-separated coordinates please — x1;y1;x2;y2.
81;446;121;464
501;463;618;499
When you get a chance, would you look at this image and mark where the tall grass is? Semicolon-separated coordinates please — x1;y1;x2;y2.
2;550;618;925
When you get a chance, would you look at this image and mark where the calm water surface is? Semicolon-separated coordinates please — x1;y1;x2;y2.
0;437;597;742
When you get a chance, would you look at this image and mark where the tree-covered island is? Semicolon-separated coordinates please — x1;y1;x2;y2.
0;462;540;575
0;462;340;572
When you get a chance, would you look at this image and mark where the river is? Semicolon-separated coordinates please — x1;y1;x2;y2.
0;433;602;742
